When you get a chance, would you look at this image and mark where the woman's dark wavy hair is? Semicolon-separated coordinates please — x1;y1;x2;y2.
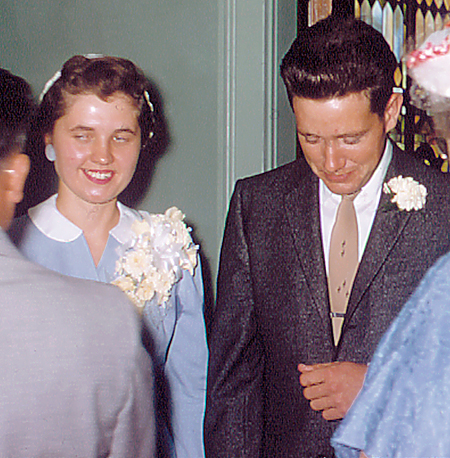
38;55;156;154
280;16;398;117
0;69;35;161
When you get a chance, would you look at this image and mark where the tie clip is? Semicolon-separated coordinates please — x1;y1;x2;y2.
330;312;346;318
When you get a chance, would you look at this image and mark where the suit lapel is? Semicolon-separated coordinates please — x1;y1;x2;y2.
283;162;331;327
344;149;412;323
282;148;414;342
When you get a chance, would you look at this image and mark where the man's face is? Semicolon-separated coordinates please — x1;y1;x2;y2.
293;92;401;195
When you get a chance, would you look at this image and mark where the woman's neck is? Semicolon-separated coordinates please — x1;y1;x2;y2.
55;192;120;266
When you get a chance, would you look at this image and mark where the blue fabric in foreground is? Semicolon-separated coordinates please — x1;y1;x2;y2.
332;252;450;458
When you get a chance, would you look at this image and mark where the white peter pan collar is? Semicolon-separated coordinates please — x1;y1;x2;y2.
28;194;142;244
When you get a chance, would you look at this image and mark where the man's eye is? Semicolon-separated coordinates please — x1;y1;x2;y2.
342;136;362;145
302;135;320;144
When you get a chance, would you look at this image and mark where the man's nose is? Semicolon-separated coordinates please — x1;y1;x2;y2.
323;142;345;172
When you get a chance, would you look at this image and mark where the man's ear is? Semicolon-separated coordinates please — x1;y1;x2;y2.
1;152;30;204
383;92;403;133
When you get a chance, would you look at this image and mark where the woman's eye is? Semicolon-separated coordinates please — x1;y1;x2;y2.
74;134;90;141
113;135;130;143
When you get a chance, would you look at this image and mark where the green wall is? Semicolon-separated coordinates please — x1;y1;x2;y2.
0;0;296;292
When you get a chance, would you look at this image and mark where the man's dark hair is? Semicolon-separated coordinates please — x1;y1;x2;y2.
280;16;398;117
0;69;34;160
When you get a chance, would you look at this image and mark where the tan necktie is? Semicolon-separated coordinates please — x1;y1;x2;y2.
328;193;359;346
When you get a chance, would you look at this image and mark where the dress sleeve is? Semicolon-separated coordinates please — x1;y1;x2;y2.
204;182;265;457
332;253;450;458
162;260;208;458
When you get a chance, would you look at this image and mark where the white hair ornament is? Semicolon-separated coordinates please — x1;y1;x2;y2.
39;54;104;102
39;70;61;102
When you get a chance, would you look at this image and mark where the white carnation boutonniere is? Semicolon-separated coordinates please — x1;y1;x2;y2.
112;207;198;316
383;175;427;211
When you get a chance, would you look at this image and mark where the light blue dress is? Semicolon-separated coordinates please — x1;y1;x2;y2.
332;251;450;458
9;195;208;458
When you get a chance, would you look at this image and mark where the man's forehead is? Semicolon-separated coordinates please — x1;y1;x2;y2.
293;91;371;107
292;93;376;125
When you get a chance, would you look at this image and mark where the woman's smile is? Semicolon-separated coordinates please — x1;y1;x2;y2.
48;92;141;209
83;169;114;184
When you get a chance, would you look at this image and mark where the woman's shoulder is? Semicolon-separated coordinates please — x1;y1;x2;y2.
117;203;186;229
118;204;182;225
12;195;82;244
117;203;196;240
115;203;190;243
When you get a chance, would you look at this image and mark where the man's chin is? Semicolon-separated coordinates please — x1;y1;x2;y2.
323;181;360;196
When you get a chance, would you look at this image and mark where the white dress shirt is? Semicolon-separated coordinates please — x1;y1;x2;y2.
320;142;392;274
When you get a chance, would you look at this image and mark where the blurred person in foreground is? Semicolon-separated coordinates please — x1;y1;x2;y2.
0;67;155;457
333;23;450;458
205;16;450;458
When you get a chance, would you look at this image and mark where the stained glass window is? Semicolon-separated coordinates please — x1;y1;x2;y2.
300;0;450;171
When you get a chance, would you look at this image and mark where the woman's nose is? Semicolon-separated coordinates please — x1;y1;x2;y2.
91;139;112;165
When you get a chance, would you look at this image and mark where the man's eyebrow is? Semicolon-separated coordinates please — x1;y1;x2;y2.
336;129;369;139
69;125;95;132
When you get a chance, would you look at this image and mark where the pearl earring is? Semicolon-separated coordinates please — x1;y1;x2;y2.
45;144;56;162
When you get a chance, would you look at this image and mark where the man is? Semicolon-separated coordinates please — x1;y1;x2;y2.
0;68;155;456
204;16;450;458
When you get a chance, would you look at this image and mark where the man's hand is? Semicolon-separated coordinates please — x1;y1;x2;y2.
298;362;367;420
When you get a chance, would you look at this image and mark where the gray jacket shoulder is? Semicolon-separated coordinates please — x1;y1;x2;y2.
0;232;155;456
235;158;307;194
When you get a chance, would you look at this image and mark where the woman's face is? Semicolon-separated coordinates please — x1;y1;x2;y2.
47;91;141;208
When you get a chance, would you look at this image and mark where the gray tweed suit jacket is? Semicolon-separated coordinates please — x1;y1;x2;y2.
205;144;450;458
0;230;155;457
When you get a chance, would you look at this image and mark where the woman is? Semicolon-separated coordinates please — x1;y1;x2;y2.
332;25;450;458
9;55;207;458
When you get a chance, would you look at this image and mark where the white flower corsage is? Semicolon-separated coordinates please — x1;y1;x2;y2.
383;175;427;211
112;207;198;314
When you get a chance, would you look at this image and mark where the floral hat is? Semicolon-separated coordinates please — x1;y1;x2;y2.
407;24;450;113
